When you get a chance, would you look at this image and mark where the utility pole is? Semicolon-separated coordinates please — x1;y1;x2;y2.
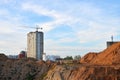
111;35;113;42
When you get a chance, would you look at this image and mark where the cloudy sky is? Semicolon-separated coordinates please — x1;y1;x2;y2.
0;0;120;57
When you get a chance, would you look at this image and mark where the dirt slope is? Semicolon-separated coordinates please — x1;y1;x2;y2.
80;52;98;63
1;42;120;80
80;42;120;65
44;64;120;80
0;55;55;80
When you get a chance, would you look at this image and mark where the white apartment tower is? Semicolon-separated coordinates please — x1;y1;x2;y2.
27;31;44;60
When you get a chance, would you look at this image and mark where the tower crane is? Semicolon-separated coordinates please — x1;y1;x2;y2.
35;25;43;31
21;25;43;32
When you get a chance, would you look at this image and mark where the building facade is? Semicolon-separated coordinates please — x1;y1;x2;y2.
107;41;120;47
27;31;44;60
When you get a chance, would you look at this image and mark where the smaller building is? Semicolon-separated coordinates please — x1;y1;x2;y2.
18;51;27;59
46;55;60;61
43;53;46;61
7;55;18;59
107;41;120;47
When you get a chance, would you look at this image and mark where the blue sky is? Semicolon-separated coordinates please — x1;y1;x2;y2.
0;0;120;57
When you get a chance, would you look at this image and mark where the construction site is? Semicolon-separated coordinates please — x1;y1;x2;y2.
0;42;120;80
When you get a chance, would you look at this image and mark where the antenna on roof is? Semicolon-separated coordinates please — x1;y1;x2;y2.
111;35;113;42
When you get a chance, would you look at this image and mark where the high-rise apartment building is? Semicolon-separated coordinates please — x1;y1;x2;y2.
27;31;44;60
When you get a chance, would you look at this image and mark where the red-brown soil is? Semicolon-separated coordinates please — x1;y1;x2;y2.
80;42;120;65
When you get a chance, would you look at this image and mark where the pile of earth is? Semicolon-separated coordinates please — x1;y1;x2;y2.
80;42;120;65
0;54;56;80
0;54;8;61
44;64;120;80
44;42;120;80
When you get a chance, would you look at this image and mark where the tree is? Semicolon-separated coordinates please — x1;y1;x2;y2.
64;56;73;60
74;55;81;60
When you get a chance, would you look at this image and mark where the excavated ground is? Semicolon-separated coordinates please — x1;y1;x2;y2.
1;42;120;80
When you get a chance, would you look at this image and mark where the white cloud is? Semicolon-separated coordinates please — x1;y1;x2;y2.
0;21;16;34
0;9;10;16
0;0;120;57
0;12;27;55
21;1;120;53
21;2;73;32
59;37;76;43
44;38;103;57
76;20;118;43
0;0;13;4
22;2;62;19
